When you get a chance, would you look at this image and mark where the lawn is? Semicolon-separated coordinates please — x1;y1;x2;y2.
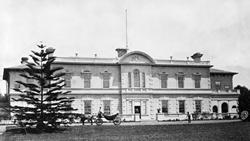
1;121;250;141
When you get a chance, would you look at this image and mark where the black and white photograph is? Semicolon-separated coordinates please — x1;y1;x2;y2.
0;0;250;140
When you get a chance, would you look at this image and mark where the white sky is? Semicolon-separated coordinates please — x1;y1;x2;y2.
0;0;250;93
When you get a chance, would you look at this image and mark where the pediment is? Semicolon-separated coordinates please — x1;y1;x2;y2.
119;51;155;64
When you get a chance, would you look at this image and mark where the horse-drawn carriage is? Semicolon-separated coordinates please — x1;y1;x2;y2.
95;111;121;126
79;111;121;126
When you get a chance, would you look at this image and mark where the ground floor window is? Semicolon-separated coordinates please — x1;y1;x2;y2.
195;100;202;113
222;102;228;113
161;100;168;114
179;100;185;114
103;100;111;114
213;105;218;113
84;100;91;114
141;101;147;115
126;101;133;114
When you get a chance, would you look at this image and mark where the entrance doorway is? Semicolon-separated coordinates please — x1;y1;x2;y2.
134;106;141;119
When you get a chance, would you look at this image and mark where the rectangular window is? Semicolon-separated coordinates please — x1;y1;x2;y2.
194;75;201;88
128;101;132;114
215;81;221;91
179;100;185;114
161;74;168;88
103;100;111;114
128;72;132;88
141;101;147;115
178;76;184;88
103;73;110;88
142;72;146;88
195;100;201;113
162;100;168;114
64;73;71;88
225;85;230;92
134;70;140;87
84;100;91;114
103;79;109;88
83;73;91;88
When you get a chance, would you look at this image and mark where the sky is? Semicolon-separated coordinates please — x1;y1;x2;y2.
0;0;250;94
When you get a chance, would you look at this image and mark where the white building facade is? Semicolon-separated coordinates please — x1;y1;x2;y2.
3;48;239;121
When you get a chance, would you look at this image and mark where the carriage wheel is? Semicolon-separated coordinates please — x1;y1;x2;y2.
95;118;103;126
113;117;121;125
240;110;249;121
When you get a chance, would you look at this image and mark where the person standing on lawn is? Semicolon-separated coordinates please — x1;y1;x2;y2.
187;112;191;123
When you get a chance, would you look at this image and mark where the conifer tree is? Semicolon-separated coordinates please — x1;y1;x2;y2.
235;85;250;121
11;44;75;130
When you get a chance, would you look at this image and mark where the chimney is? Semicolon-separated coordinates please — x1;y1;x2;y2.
191;52;203;63
21;57;28;64
45;47;55;58
115;48;128;57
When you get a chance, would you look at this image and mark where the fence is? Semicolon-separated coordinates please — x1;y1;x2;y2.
156;113;239;121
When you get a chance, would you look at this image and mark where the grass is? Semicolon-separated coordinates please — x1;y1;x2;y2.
1;121;250;141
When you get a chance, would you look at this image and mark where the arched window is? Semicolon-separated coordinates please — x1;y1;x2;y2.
212;106;218;113
222;103;228;113
134;69;140;87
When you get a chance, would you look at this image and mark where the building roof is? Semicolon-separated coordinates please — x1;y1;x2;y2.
210;68;238;75
54;56;211;67
2;51;214;80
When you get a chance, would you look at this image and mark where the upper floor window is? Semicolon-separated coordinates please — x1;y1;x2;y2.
82;70;91;88
101;71;111;88
134;69;140;87
162;100;168;114
195;100;202;113
128;72;132;88
103;100;111;114
64;72;72;88
160;73;168;88
225;85;230;92
193;74;201;88
215;81;221;91
142;72;146;88
177;73;184;88
179;100;185;114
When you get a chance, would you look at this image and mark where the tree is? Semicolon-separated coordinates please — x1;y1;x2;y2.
235;85;250;121
11;44;75;131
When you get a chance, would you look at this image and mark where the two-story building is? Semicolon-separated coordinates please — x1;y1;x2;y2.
3;48;239;121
